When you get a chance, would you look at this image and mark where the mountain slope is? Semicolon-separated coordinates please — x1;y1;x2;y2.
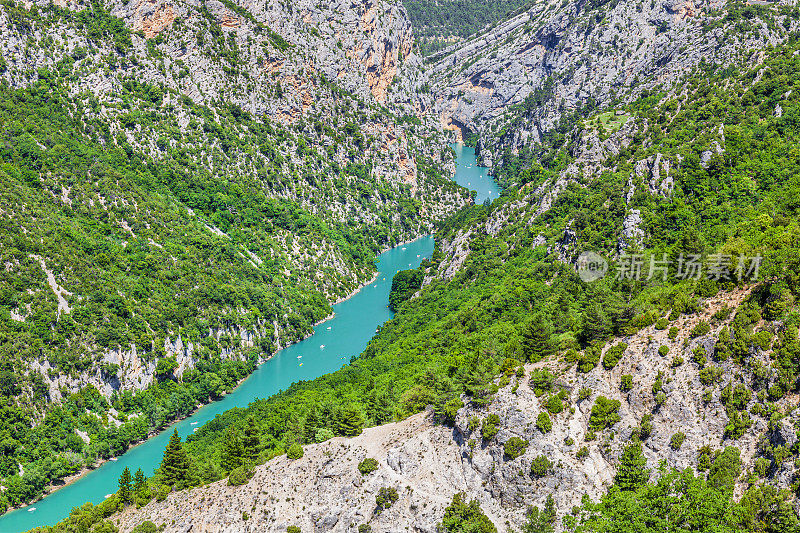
0;0;471;510
45;15;800;533
428;0;794;170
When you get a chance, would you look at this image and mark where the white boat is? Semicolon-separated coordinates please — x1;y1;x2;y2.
190;422;199;425
110;457;118;461
320;344;325;349
402;247;406;250
104;494;112;498
327;326;331;330
28;508;36;512
297;355;302;359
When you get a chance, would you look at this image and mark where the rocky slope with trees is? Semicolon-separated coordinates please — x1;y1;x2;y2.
10;0;800;529
0;0;471;510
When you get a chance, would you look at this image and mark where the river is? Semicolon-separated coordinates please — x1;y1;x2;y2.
1;143;497;533
450;143;501;203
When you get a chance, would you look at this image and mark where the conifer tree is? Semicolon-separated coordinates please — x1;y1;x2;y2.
241;416;261;462
521;315;556;362
221;426;245;472
614;441;650;491
160;429;191;489
336;405;364;437
133;468;147;493
118;466;132;504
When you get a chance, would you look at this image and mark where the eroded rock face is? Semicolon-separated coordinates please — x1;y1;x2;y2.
112;286;795;532
117;0;177;38
427;0;792;169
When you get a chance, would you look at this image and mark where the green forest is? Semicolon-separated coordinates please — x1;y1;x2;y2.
0;0;465;510
33;30;800;531
403;0;533;55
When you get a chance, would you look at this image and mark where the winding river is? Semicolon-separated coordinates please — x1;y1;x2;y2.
450;143;501;203
1;143;496;533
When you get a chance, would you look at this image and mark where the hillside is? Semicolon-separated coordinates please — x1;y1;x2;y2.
47;285;800;532
0;0;472;510
8;0;800;529
402;0;533;55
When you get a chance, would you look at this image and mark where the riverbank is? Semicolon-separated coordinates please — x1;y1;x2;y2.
1;237;437;533
8;241;427;513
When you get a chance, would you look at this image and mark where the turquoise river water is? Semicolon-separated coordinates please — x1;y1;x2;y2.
450;143;501;203
0;143;496;532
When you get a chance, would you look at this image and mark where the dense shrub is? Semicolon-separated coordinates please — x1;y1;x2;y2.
536;412;552;433
503;437;529;459
358;458;379;475
227;464;255;486
588;397;621;432
286;443;304;460
481;414;501;441
375;487;399;513
530;455;553;478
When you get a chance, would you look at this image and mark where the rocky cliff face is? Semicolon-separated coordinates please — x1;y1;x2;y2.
109;285;796;532
428;0;795;168
0;0;471;405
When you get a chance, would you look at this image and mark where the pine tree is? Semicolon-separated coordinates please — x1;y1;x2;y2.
580;302;611;343
220;426;245;472
133;468;146;493
118;466;132;504
302;409;320;443
160;429;191;489
336;405;364;437
241;417;261;462
521;315;556;362
614;442;650;491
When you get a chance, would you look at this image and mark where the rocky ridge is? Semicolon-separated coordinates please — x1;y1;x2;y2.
108;284;797;532
428;0;794;169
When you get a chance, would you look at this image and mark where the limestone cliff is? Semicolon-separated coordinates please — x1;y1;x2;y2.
108;285;797;532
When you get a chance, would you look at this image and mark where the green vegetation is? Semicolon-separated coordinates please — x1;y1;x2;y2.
503;436;529;459
438;492;497;533
536;412;552;433
159;430;194;490
530;455;553;478
589;111;630;134
227;464;255;486
286;443;304;460
588;397;621;432
481;414;501;441
613;442;650;491
388;268;425;311
358;457;379;475
670;432;686;450
601;342;627;370
569;464;798;532
375;487;399;513
523;495;556;533
403;0;532;56
0;0;469;506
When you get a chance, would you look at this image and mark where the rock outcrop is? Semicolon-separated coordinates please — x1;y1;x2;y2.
109;286;795;532
428;0;795;169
